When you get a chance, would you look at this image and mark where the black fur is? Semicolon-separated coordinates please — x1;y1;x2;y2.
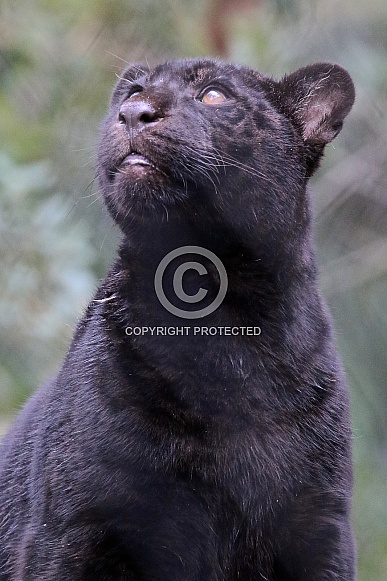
0;58;356;580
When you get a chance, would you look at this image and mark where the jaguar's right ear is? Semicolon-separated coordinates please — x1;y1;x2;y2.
110;63;150;107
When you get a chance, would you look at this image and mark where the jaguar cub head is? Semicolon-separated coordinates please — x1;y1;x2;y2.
98;58;354;240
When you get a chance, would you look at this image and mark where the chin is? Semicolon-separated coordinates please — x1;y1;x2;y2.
102;169;190;227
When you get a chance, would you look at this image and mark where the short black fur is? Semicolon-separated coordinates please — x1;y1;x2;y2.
0;58;356;580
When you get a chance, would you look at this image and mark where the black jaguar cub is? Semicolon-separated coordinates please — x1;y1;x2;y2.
0;58;355;580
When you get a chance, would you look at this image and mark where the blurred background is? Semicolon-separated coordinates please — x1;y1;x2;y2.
0;0;386;577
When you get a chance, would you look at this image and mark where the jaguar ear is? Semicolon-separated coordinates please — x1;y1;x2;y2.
280;63;355;143
110;63;150;107
269;63;355;175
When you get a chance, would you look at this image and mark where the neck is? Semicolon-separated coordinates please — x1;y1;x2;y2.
108;208;315;331
95;207;327;424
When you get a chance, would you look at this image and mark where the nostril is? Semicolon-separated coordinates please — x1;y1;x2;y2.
118;101;162;131
139;111;158;124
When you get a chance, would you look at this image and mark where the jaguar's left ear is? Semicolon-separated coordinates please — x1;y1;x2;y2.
267;63;355;175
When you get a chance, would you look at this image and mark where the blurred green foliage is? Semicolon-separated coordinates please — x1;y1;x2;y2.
0;0;386;578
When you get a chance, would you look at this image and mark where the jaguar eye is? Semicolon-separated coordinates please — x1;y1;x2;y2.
200;88;227;105
127;86;143;99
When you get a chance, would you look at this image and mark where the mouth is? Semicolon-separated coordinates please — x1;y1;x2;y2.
107;151;160;183
119;152;155;168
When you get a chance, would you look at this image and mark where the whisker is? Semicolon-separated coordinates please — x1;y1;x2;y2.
99;219;117;253
64;201;79;222
80;178;98;198
87;196;102;208
106;51;131;66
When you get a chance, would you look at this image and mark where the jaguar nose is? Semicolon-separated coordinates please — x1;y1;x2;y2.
118;100;162;133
